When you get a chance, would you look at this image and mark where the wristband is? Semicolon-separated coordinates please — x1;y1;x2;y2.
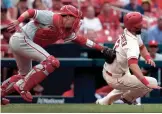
141;77;149;86
144;55;151;61
17;16;25;23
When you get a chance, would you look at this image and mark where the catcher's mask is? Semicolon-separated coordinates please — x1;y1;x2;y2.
60;5;82;32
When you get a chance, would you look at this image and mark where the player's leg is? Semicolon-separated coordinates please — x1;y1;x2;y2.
96;89;126;105
121;76;158;104
1;53;32;96
1;58;31;105
11;36;60;102
96;69;128;105
97;69;155;105
1;34;32;105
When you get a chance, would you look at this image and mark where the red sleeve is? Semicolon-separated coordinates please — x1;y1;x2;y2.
73;35;104;51
128;58;138;66
27;9;36;18
17;9;36;23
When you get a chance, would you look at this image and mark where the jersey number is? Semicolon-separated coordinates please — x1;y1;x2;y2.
114;34;127;50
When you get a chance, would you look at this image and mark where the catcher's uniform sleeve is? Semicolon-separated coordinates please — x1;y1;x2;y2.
72;35;104;51
34;10;53;25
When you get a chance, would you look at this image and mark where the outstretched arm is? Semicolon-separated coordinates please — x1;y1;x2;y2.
72;35;116;64
72;35;104;52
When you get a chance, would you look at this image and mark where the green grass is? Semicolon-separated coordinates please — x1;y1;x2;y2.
1;104;162;113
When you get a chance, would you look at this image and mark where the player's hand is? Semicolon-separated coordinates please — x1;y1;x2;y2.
145;59;156;67
146;84;162;89
7;20;20;33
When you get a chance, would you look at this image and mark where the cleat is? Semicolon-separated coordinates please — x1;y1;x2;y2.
96;99;107;105
1;98;10;105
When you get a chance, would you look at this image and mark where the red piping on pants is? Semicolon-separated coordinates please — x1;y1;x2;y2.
23;36;48;59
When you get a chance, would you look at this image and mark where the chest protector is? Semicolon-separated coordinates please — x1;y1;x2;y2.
33;14;71;47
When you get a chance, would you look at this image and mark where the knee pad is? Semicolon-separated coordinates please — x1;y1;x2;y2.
40;55;60;74
21;56;59;91
47;55;60;68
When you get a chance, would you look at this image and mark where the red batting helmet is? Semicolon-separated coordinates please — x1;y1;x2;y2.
124;12;143;32
60;5;82;32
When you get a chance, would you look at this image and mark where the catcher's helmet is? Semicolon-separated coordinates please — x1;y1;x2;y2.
60;5;82;18
124;12;143;32
60;5;82;32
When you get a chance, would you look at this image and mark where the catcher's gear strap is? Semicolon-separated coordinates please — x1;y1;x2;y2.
103;47;116;64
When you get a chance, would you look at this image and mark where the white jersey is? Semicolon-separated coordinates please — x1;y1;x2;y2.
103;28;143;75
21;10;54;40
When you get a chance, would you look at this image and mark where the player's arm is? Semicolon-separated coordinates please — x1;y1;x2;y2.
72;35;116;63
128;58;149;85
128;58;161;89
7;9;36;32
140;45;155;67
17;9;36;23
72;35;104;51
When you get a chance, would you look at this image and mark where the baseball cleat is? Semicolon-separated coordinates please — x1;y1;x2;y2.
1;98;10;105
121;98;141;105
96;99;107;105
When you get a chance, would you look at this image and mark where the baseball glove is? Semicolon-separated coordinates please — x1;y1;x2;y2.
102;47;116;64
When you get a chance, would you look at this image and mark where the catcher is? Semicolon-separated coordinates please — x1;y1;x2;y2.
1;5;116;105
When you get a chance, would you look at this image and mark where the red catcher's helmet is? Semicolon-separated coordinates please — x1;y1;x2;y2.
124;12;143;32
60;5;82;18
60;5;82;32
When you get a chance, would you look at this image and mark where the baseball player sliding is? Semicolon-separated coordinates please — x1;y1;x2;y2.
96;12;162;105
1;5;116;105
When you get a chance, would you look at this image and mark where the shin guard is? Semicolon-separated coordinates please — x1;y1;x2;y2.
16;56;60;91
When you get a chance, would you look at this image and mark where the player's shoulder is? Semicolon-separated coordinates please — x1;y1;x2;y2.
124;30;139;45
37;9;54;13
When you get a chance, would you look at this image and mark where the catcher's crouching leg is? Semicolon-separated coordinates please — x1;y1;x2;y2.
1;75;24;105
13;55;60;102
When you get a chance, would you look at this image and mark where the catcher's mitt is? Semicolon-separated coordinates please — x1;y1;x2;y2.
102;47;116;64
